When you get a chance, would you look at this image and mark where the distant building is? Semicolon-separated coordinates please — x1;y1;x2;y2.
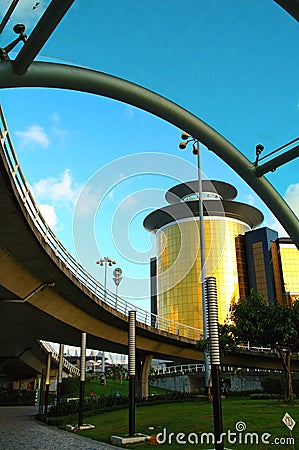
144;180;299;333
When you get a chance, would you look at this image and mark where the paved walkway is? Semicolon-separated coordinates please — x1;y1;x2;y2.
0;406;122;449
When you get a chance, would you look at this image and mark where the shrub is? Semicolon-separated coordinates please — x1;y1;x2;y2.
140;391;194;405
46;391;195;418
293;375;299;394
250;393;281;400
48;393;129;417
261;376;284;395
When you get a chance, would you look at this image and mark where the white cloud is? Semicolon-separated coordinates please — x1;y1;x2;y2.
32;169;81;207
124;105;135;119
16;125;49;148
246;194;255;206
261;182;299;238
264;214;289;237
48;111;69;144
74;185;102;218
38;204;58;230
50;112;60;123
285;183;299;217
51;126;69;144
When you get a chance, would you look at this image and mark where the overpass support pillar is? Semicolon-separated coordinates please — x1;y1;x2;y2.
135;353;153;399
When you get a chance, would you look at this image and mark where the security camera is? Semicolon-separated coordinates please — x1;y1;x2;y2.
256;144;264;155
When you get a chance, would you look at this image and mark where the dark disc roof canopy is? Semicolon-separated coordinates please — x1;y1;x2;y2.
144;180;264;232
165;180;237;204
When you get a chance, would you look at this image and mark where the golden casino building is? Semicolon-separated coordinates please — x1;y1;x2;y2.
144;180;299;333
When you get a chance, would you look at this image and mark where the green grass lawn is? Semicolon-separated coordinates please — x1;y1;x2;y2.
71;397;298;449
63;377;168;398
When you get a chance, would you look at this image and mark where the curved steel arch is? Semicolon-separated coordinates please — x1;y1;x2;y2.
0;60;298;249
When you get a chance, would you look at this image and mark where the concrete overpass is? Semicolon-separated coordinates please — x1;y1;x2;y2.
0;106;204;386
1;105;299;394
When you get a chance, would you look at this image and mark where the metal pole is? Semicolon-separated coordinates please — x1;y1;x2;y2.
116;284;119;307
102;261;108;382
205;277;223;450
44;352;51;418
196;144;210;394
56;343;64;416
78;332;86;428
0;0;21;35
104;260;108;299
255;144;299;177
128;310;136;436
113;267;122;309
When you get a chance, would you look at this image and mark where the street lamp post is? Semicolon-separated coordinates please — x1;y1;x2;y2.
205;276;223;450
96;256;116;301
128;310;136;436
179;133;210;394
113;267;123;309
96;256;116;383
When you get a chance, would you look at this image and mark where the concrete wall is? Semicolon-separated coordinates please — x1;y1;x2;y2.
151;372;262;393
151;373;204;393
230;375;262;392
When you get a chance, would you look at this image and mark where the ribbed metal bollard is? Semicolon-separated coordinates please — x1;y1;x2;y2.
205;277;223;450
78;332;86;428
128;310;136;436
56;343;64;416
44;352;51;419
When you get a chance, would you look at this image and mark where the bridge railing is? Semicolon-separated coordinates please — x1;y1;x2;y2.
0;105;203;342
154;363;205;376
39;340;80;377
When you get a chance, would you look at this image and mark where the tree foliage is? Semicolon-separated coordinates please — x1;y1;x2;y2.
231;290;299;402
197;323;239;356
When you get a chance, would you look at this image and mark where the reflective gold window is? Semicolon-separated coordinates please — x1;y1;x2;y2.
156;218;250;331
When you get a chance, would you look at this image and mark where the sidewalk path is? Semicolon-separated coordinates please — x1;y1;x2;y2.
0;406;122;449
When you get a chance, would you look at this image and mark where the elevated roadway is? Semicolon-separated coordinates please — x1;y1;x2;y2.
0;107;299;387
0;107;202;381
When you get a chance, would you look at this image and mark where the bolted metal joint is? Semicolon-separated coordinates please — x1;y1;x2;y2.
0;24;27;61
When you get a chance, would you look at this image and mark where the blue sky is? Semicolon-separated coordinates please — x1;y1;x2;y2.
0;0;298;314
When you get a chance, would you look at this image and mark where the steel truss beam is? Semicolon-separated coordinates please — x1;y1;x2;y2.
12;0;75;75
0;61;298;248
0;0;21;35
256;144;299;177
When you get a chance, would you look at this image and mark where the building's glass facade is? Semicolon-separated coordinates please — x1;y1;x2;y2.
144;180;264;333
144;180;299;334
156;218;250;330
244;227;279;303
278;239;299;304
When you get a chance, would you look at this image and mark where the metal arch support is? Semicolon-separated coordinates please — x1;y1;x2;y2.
274;0;299;23
0;61;298;249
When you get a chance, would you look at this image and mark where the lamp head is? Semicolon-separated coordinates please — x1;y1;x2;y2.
179;141;187;150
181;132;189;141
